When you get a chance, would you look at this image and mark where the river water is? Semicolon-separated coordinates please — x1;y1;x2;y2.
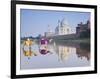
20;40;90;70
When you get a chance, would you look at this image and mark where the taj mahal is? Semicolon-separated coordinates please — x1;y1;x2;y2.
55;18;73;35
45;18;74;37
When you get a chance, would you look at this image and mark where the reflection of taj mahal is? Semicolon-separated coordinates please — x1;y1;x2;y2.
52;42;76;62
57;46;73;61
55;18;73;35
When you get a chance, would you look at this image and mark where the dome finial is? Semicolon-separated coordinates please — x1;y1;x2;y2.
61;18;68;27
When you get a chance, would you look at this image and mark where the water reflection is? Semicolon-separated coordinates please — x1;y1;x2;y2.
22;39;37;59
76;43;90;61
21;39;90;69
54;44;75;62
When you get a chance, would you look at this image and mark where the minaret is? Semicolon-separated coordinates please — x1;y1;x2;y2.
58;20;60;35
48;24;51;32
58;20;60;27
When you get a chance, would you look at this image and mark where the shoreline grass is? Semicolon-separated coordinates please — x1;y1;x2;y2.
54;38;90;44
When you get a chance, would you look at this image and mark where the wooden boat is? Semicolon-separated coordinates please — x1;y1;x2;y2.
39;38;50;55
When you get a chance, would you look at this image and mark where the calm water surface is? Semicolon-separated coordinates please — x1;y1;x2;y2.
21;40;90;69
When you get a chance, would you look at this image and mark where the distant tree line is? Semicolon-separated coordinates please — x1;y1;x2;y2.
79;29;90;38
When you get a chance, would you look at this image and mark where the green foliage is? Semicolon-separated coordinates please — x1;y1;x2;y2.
79;29;90;38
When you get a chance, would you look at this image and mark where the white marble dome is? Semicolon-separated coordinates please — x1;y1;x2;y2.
55;18;72;35
61;18;69;27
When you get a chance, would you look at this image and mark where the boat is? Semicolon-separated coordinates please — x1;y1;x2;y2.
39;38;50;55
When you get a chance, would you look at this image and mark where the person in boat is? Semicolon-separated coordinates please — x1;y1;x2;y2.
40;37;49;45
23;38;33;46
39;37;51;55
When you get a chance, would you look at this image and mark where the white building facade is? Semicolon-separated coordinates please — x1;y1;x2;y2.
45;25;54;37
55;18;73;35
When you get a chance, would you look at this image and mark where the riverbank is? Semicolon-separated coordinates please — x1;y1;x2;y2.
54;38;90;44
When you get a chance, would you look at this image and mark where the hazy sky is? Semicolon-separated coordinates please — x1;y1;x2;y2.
20;9;90;37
